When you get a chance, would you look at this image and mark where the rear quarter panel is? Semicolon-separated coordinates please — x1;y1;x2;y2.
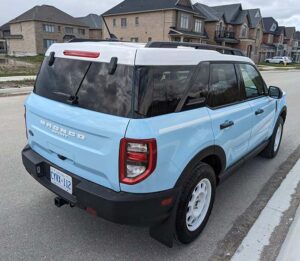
122;108;214;193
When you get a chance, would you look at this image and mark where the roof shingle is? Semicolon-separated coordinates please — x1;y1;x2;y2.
77;14;102;29
102;0;201;16
9;5;88;27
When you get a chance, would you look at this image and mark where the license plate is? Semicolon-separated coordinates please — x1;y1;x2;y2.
50;167;73;194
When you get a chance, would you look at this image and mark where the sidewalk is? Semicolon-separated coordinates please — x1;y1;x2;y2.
0;86;33;97
0;75;36;82
231;159;300;261
276;205;300;261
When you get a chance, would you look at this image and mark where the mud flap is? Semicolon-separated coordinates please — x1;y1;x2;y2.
149;192;180;248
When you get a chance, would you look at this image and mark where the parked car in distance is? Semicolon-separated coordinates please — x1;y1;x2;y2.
265;56;292;64
22;41;287;247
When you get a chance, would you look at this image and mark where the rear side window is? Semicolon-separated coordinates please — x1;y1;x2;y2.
208;63;240;107
238;64;266;99
35;57;134;117
182;62;209;110
137;66;195;117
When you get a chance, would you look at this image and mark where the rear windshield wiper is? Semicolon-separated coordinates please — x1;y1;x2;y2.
67;62;92;105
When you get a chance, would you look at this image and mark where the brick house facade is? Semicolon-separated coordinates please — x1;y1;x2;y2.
6;5;89;56
102;0;207;43
194;3;263;63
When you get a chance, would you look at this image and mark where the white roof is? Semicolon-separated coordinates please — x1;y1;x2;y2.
46;41;254;66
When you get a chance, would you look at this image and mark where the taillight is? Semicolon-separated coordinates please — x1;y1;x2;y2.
119;138;157;185
24;105;28;139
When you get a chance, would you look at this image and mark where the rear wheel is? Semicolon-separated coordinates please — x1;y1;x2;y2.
175;163;216;244
261;117;284;159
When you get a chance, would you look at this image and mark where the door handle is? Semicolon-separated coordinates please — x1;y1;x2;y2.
255;109;264;115
220;120;234;130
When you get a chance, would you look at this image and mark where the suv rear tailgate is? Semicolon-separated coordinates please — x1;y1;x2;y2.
26;94;130;191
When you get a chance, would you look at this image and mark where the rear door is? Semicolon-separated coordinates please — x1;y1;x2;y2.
26;55;135;191
237;63;276;151
207;62;253;168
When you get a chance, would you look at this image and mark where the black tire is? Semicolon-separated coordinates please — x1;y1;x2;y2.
261;117;284;159
266;60;270;63
175;162;216;244
279;61;284;64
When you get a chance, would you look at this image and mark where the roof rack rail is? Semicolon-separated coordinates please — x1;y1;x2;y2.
145;41;245;56
68;38;119;43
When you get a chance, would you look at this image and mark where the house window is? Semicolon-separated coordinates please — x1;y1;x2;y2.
135;17;139;25
241;24;248;38
78;28;85;35
43;24;55;33
194;19;202;33
148;37;152;42
65;27;74;34
43;39;57;49
113;19;116;27
256;29;260;41
270;23;277;32
130;37;138;42
58;26;61;32
180;14;189;29
121;18;127;27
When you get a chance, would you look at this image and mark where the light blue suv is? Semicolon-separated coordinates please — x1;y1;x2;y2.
22;41;287;247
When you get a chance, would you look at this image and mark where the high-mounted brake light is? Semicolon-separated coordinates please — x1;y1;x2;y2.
63;50;100;58
119;138;157;185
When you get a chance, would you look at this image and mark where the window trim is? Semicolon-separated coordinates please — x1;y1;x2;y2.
236;63;268;101
180;13;189;30
206;61;242;110
121;18;127;28
175;61;209;112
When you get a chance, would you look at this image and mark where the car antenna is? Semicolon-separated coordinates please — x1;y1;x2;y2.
102;16;119;41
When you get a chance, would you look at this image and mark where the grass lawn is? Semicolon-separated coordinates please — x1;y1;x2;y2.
258;62;300;68
11;55;44;64
0;55;44;77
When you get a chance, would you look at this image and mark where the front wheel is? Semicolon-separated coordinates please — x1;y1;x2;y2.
175;163;216;244
261;117;284;158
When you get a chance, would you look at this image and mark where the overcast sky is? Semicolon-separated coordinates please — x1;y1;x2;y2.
0;0;299;30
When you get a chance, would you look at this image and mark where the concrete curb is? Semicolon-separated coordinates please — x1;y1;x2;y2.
231;159;300;261
276;202;300;261
0;87;33;97
0;76;36;82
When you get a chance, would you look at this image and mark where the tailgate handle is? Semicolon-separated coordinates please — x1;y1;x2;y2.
58;154;67;161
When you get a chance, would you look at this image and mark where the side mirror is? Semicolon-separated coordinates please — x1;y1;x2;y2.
269;86;283;99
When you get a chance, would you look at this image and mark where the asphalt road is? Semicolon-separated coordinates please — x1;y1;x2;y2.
0;71;300;261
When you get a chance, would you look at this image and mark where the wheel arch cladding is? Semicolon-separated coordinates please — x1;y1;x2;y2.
280;106;287;123
175;145;226;188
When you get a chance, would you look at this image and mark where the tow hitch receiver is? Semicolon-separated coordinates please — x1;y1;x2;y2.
54;197;68;208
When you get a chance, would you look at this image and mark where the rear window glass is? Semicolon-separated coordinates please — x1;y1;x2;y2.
137;66;195;117
35;57;134;117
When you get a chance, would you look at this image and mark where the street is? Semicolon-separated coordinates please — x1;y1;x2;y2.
0;71;300;261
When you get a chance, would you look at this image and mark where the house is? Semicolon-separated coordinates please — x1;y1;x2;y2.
6;5;89;56
292;31;300;62
284;27;296;56
261;17;278;60
102;0;207;43
77;14;103;40
0;23;10;53
273;26;286;56
193;3;264;62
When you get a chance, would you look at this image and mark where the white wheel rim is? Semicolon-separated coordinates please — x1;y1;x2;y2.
274;123;283;152
186;178;212;232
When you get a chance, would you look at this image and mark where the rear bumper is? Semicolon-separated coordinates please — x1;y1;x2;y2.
22;145;179;226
